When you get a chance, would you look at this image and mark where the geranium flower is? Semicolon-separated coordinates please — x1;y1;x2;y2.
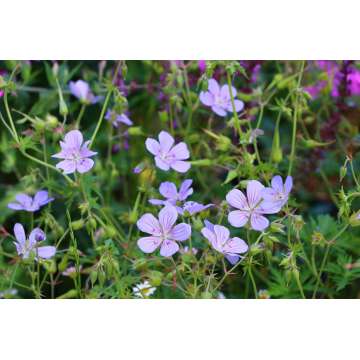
199;78;244;117
149;180;193;210
201;220;248;264
180;201;213;216
69;80;99;104
133;280;156;298
105;110;133;127
8;190;54;212
226;180;279;231
13;223;56;260
52;130;97;174
137;205;191;257
145;131;191;173
262;175;293;210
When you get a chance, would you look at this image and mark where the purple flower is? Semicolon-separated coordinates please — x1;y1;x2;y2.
149;180;193;209
145;131;191;173
347;68;360;96
69;80;99;104
13;223;56;260
199;78;244;117
137;205;191;257
201;220;248;264
180;201;213;216
105;110;133;127
52;130;97;174
133;164;144;174
262;175;293;210
226;180;279;231
8;190;54;212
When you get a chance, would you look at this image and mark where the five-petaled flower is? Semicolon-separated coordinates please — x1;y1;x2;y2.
13;223;56;260
52;130;97;174
105;110;133;127
226;180;280;231
145;131;191;173
201;220;248;264
137;205;191;257
199;78;244;117
262;175;293;210
69;80;99;104
8;190;54;212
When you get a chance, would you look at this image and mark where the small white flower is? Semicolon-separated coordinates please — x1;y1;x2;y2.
133;280;156;298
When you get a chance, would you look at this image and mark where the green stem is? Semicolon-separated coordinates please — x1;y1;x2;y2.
75;104;86;129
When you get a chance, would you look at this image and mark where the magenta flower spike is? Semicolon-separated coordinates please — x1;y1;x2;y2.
13;223;56;260
52;130;97;174
69;80;99;104
8;190;54;212
226;180;280;231
137;205;191;257
199;78;244;117
201;220;248;264
145;131;191;173
262;175;293;210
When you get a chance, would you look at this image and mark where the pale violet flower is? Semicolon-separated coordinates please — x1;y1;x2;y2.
201;220;248;264
149;180;193;210
105;110;133;127
226;180;280;231
69;80;99;104
8;190;54;212
13;223;56;260
180;201;213;216
180;246;198;255
199;78;244;117
137;205;191;257
145;131;191;173
52;130;97;174
262;175;293;209
133;280;156;298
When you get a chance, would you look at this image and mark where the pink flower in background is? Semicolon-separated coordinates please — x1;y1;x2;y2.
199;78;244;117
8;190;54;212
52;130;97;174
201;220;248;264
198;60;206;73
226;180;280;231
13;223;56;260
146;131;191;173
137;205;191;257
347;68;360;95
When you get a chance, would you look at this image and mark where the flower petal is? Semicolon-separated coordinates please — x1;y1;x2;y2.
80;141;97;157
170;223;191;241
246;180;265;208
15;194;32;207
7;202;24;210
214;225;230;246
226;189;248;210
14;223;26;245
178;179;193;200
56;160;76;174
158;131;174;152
225;254;241;265
208;78;220;95
220;84;237;101
155;156;171;171
284;176;293;194
76;158;95;173
199;91;214;106
29;228;46;245
145;138;161;156
170;160;191;173
223;237;248;254
137;214;161;235
228;210;249;228
211;105;227;117
201;227;217;246
169;142;190;160
160;240;179;257
36;246;56;259
159;205;178;233
271;175;283;192
137;236;162;253
250;213;269;231
64;130;83;149
159;182;178;200
34;191;53;206
226;99;244;113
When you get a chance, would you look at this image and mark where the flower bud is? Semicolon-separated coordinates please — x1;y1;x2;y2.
45;114;59;128
128;126;143;136
216;135;232;152
71;219;85;231
147;270;163;287
350;211;360;227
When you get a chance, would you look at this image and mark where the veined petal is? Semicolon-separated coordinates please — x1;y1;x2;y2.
137;213;162;235
76;158;95;173
56;160;76;174
159;182;178;200
145;138;161;156
284;176;293;194
178;179;193;200
64;130;83;149
14;223;26;245
170;223;191;241
271;175;283;192
246;180;265;208
226;189;248;210
213;225;230;246
223;237;248;254
228;210;249;228
158;131;174;152
170;160;191;173
169;142;190;160
160;240;179;257
137;236;162;253
159;205;178;233
250;213;269;231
